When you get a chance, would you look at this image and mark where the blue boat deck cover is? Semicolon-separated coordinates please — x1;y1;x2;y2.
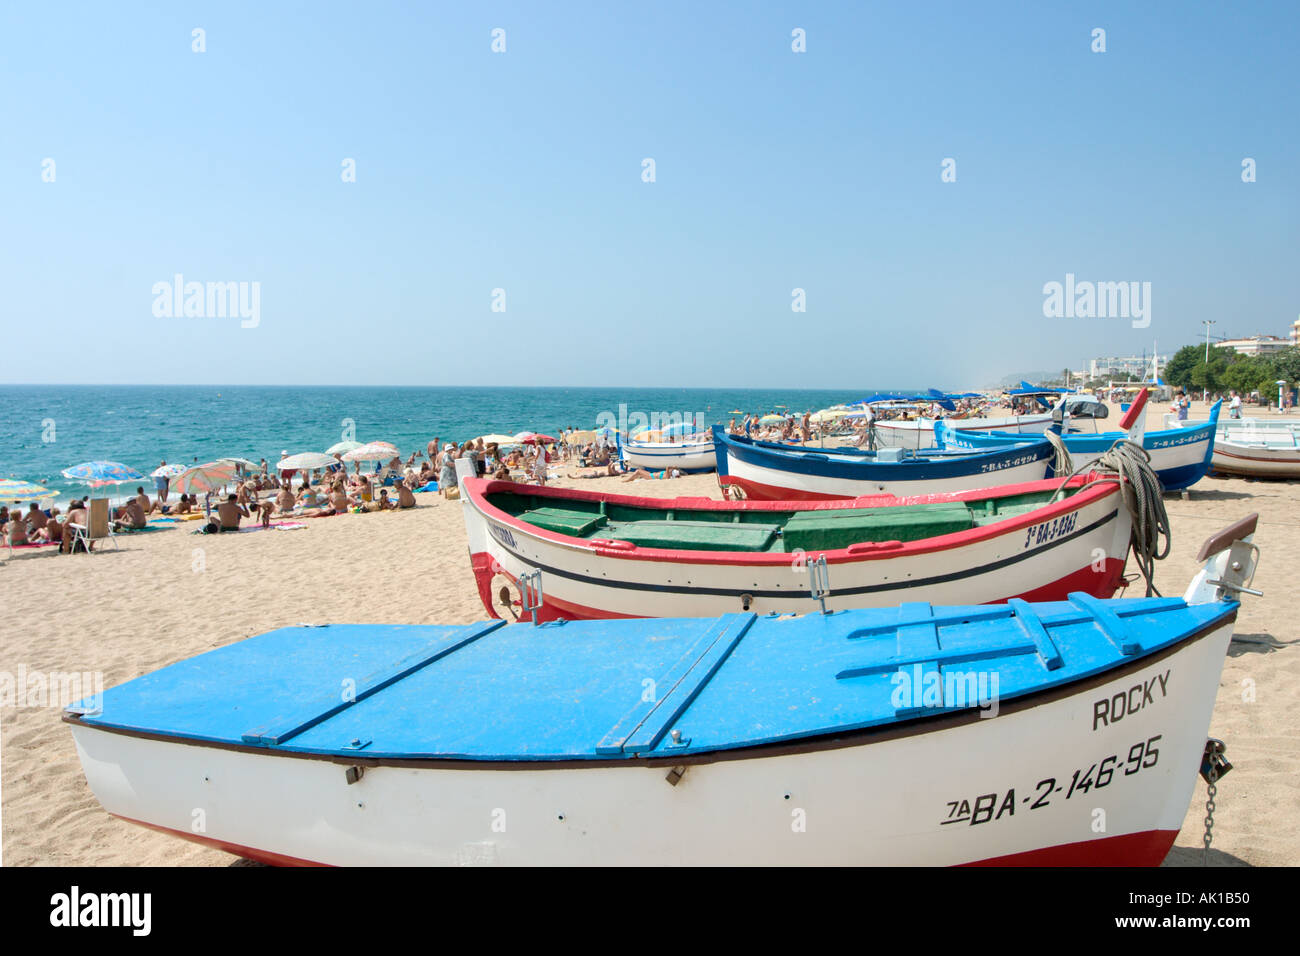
70;597;1234;762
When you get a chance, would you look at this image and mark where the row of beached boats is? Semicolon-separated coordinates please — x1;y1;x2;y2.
623;391;1300;483
66;389;1264;867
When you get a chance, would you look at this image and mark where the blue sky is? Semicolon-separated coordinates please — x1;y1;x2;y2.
2;2;1296;388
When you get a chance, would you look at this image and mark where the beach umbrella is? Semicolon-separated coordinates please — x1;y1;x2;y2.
660;421;703;436
514;432;557;445
341;441;400;462
567;430;597;444
218;457;258;469
474;434;518;446
151;463;188;478
61;461;146;487
171;461;238;496
326;440;362;455
0;479;58;504
809;409;845;423
758;414;784;425
278;452;338;471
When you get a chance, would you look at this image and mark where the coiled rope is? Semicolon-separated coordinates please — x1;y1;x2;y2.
1051;440;1171;596
1044;429;1073;477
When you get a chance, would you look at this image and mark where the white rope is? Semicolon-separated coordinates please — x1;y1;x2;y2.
1052;440;1170;596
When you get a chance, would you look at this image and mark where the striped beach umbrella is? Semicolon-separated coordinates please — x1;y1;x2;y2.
0;479;58;504
61;461;146;487
171;461;239;496
278;452;338;471
341;441;400;462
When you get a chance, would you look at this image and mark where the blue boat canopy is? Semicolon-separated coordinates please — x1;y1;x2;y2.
69;598;1235;763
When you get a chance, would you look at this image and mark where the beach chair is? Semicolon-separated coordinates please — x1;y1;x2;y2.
67;498;118;554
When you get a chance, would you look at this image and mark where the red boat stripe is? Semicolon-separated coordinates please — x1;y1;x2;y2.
477;556;1124;621
465;475;1120;568
470;505;1122;603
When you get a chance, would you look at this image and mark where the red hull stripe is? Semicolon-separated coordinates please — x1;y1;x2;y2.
465;476;1118;568
111;815;1178;867
473;552;1124;622
961;828;1178;867
112;813;330;867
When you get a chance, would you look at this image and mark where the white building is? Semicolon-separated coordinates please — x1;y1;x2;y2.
1214;335;1290;356
1088;355;1169;379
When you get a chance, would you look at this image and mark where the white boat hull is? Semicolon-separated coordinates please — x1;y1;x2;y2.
621;439;716;472
68;616;1232;866
461;482;1131;620
1211;440;1300;478
875;415;1054;450
720;445;1053;500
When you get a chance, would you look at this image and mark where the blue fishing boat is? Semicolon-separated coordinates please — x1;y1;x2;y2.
935;390;1220;492
711;424;1057;500
65;516;1259;866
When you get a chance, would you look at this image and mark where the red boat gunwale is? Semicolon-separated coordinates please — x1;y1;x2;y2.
461;474;1122;568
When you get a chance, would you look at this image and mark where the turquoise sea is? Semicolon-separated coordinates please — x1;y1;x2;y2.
1;385;893;504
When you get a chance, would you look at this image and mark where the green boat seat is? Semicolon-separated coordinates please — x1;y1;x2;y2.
519;507;609;537
605;520;779;552
782;502;974;552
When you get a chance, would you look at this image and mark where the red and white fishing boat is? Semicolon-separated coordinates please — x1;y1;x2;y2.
456;465;1134;622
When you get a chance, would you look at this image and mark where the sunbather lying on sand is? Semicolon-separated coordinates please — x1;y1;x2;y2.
569;460;626;479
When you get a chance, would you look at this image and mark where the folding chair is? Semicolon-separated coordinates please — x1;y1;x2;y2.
68;498;119;553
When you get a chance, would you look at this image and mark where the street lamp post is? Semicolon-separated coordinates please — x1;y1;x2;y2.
1202;320;1216;403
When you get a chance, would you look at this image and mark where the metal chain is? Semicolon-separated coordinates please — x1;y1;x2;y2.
1202;767;1218;866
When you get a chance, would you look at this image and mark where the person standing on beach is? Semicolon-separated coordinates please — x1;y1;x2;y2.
438;444;458;497
155;460;170;504
1230;391;1242;419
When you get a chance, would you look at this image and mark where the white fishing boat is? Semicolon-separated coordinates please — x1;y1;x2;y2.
1165;415;1300;478
64;515;1260;866
875;412;1055;450
619;434;716;472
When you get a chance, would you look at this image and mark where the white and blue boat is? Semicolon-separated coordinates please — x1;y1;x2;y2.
64;514;1259;866
935;390;1220;492
712;424;1056;500
618;432;716;473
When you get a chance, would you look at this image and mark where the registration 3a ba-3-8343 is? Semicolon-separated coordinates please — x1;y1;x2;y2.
1022;511;1078;549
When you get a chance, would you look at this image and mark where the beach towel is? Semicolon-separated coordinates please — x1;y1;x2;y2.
413;481;439;493
192;520;307;535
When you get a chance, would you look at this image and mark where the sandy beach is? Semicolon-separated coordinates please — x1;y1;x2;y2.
2;402;1297;867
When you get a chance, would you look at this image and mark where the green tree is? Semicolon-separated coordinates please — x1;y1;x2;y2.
1223;354;1269;395
1189;349;1230;392
1163;344;1203;389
